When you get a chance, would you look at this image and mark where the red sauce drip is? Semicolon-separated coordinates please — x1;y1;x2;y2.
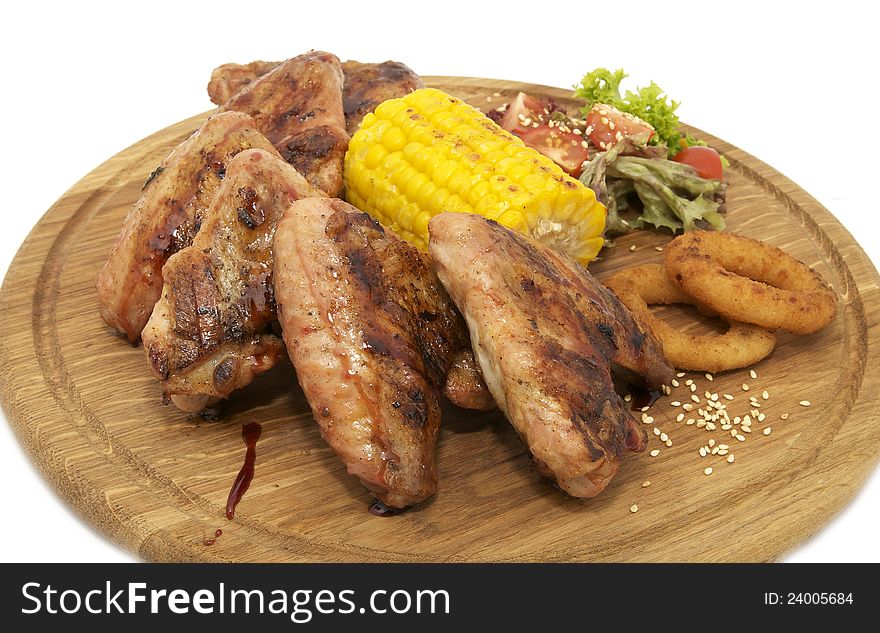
226;422;262;519
215;529;223;537
202;528;224;547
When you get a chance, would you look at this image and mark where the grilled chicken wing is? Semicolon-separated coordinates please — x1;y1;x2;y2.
208;57;423;135
340;60;424;134
443;350;495;411
96;111;279;341
142;149;323;412
219;51;348;197
274;198;468;508
428;214;673;498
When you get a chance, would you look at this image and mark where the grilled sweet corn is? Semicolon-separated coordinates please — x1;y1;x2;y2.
344;88;606;263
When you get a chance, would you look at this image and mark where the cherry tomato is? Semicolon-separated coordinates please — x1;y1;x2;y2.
515;124;590;177
672;146;723;180
498;92;547;133
584;103;654;150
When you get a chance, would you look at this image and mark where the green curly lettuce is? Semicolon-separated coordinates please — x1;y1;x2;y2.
575;68;684;157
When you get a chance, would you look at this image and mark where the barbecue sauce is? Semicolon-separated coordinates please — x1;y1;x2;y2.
226;422;262;519
203;529;224;547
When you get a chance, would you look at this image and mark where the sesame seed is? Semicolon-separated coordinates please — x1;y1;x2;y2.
699;447;707;457
711;446;719;455
706;422;717;431
676;372;686;378
486;96;492;102
660;432;669;442
653;246;663;252
676;413;685;422
691;394;700;403
758;412;766;422
742;383;750;391
731;429;738;437
640;406;650;412
650;449;660;457
799;400;811;407
727;454;735;463
723;394;734;401
710;393;719;402
721;424;732;430
763;427;772;436
642;480;651;488
742;426;751;434
780;413;789;420
697;420;707;428
690;383;697;392
671;379;680;388
653;427;661;436
685;379;693;385
629;244;637;252
682;403;694;411
671;401;681;407
704;467;713;476
665;439;673;447
708;439;716;447
686;418;695;425
762;390;770;400
718;444;729;450
705;373;714;382
736;434;746;442
630;504;639;513
623;394;632;402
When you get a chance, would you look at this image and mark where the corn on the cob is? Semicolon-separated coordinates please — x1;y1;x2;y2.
344;88;606;264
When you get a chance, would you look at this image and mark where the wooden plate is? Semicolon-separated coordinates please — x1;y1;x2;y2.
1;77;878;562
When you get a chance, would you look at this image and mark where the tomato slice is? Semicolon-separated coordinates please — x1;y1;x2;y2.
515;124;589;177
584;103;654;150
498;92;547;133
672;146;723;180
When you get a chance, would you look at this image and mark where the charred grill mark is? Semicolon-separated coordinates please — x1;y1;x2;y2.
597;322;616;345
142;165;164;190
236;186;264;229
212;356;237;391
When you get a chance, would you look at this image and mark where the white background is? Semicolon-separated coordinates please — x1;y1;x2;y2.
1;1;877;563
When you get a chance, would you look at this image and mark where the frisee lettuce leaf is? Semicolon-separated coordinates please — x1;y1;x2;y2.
575;68;684;158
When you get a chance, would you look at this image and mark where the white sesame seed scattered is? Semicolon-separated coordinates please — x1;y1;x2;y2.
758;412;766;422
749;369;757;379
708;439;716;447
780;413;789;420
676;372;685;378
733;416;741;424
660;432;669;442
731;429;738;437
723;394;734;401
629;244;637;252
630;504;639;513
799;400;811;407
686;419;695;426
697;420;707;428
705;373;714;382
642;415;654;425
727;454;735;463
676;413;685;422
704;467;713;476
653;427;661;436
763;427;772;436
670;401;681;407
742;383;750;391
711;446;719;455
624;394;632;402
706;422;717;431
685;379;693;386
650;449;660;457
665;439;672;447
690;384;697;393
682;403;694;411
671;379;680;388
642;480;651;488
736;434;746;442
721;424;732;430
699;447;707;457
641;406;650;412
654;246;664;252
742;426;751;434
691;395;700;403
710;393;719;402
762;390;770;400
662;385;671;395
718;449;729;456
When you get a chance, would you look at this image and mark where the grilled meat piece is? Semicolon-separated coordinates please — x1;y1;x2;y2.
274;198;468;508
428;213;673;498
341;60;424;134
208;60;280;105
219;51;348;197
142;149;324;412
207;57;423;135
96;111;279;341
443;350;495;411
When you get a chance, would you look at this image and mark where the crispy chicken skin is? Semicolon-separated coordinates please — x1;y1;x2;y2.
96;111;279;341
444;350;496;411
274;198;467;508
142;149;324;412
219;51;348;197
428;214;673;498
207;58;423;135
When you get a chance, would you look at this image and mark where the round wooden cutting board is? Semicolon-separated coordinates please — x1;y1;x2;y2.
1;77;878;562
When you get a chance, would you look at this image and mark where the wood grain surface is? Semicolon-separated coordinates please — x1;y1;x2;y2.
1;77;878;562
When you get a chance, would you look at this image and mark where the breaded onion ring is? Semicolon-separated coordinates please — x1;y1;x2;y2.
664;231;836;335
604;264;776;373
